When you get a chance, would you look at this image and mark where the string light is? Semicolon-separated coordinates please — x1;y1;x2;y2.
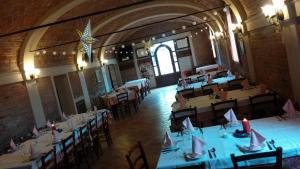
182;25;186;30
131;42;135;46
36;51;40;55
52;51;57;55
192;21;197;25
121;44;125;48
172;30;176;34
62;51;66;55
162;33;166;38
71;51;76;55
152;37;156;40
213;11;218;15
42;50;46;54
203;16;207;20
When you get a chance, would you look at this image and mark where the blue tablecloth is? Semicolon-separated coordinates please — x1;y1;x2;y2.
156;116;300;169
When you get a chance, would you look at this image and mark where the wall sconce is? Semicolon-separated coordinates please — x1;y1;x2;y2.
261;0;285;25
231;23;243;34
102;59;108;66
77;61;87;71
211;31;225;40
24;64;40;80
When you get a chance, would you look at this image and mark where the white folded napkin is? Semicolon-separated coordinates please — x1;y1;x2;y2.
164;132;175;147
10;139;17;151
224;109;239;125
67;118;76;130
52;130;62;143
182;117;194;131
62;112;68;121
32;126;39;137
30;144;40;160
94;105;98;111
283;99;298;118
227;70;233;77
46;120;52;128
249;129;265;151
192;136;205;157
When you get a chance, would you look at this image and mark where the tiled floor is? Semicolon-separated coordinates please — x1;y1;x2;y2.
92;85;177;169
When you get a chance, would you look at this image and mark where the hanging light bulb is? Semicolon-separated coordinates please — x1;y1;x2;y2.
203;16;207;21
152;37;156;40
172;30;176;34
190;35;193;38
205;27;208;30
182;25;186;30
201;29;203;32
109;50;112;53
162;33;166;38
42;50;46;54
62;51;66;55
192;21;197;25
92;50;96;53
71;51;76;55
36;51;40;55
121;44;125;48
131;42;136;46
115;51;117;54
105;50;108;54
141;40;146;43
53;51;57;55
112;46;116;50
213;11;218;15
195;32;198;35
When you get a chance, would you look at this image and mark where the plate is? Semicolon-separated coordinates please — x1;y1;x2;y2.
184;151;205;160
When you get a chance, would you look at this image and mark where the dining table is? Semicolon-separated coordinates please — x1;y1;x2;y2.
195;64;219;74
179;71;219;82
0;109;109;169
156;116;300;169
102;89;137;108
172;86;262;113
177;75;236;92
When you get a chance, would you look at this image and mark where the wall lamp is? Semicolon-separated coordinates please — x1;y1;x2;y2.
77;61;87;71
102;59;108;66
261;0;286;25
24;64;40;80
210;31;225;40
231;23;243;34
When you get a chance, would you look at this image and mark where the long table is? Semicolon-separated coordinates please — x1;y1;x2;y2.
0;109;109;169
172;86;261;113
179;71;219;82
156;116;300;169
177;76;235;92
195;64;219;74
102;89;137;108
120;78;149;90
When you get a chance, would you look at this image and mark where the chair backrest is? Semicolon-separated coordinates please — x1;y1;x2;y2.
230;147;282;169
171;107;198;129
62;132;76;163
177;88;195;99
202;83;219;95
79;124;90;147
228;78;246;90
214;70;228;78
211;99;238;122
197;75;206;82
41;146;57;169
125;141;149;169
117;92;129;103
249;92;279;119
101;111;110;134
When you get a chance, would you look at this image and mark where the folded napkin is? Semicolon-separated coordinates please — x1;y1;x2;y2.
32;126;39;137
219;89;227;101
241;79;250;90
249;129;265;151
178;94;186;109
52;130;62;143
181;79;187;88
182;117;194;131
30;144;40;160
62;112;68;121
47;120;52;128
207;76;213;84
283;99;297;118
192;136;205;156
164;132;175;147
67;118;76;130
224;108;239;125
10;139;17;151
227;70;233;77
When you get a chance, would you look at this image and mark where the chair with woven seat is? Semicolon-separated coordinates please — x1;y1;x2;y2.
202;83;219;95
171;107;203;132
116;92;131;117
230;147;282;169
61;132;77;169
177;88;195;99
98;111;113;146
214;70;228;78
77;125;92;168
41;146;57;169
249;92;280;119
228;78;246;90
211;99;238;125
88;117;102;159
125;141;149;169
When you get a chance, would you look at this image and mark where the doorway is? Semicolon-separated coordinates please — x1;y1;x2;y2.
54;74;77;115
151;41;181;87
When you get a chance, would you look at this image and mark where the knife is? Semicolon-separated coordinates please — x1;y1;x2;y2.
266;141;273;150
208;150;213;159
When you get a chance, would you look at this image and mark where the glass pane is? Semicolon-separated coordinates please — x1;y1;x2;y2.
150;43;161;56
151;57;157;66
154;66;159;76
173;56;177;61
162;40;175;51
156;47;175;75
175;62;180;72
172;52;177;57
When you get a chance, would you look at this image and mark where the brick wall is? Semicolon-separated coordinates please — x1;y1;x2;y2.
68;71;83;98
0;82;34;150
36;77;60;121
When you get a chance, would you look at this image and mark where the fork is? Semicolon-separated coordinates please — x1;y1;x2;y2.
211;148;217;158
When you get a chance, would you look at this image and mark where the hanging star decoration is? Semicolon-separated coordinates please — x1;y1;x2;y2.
143;39;152;52
76;19;97;60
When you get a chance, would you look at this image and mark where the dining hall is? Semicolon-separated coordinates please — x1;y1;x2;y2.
0;0;300;169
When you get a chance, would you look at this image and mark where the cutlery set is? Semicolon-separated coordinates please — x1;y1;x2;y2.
208;147;217;159
266;139;276;150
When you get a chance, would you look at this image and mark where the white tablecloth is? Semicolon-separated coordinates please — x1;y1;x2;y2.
177;76;235;92
179;71;219;82
172;86;261;113
121;78;148;90
0;109;109;169
156;116;300;169
195;64;219;73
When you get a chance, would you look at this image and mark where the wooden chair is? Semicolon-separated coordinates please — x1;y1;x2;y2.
88;118;102;159
249;92;280;119
171;107;203;132
230;147;282;169
197;75;206;82
98;111;113;146
125;141;149;169
177;88;195;99
61;132;77;169
228;78;246;90
185;78;192;84
211;99;238;125
41;146;57;169
201;83;219;95
214;70;228;78
77;125;91;168
116;92;131;117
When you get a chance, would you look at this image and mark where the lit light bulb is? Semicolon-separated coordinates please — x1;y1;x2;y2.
203;16;207;20
172;30;176;34
62;51;66;55
182;25;186;30
213;11;218;15
36;51;40;55
71;51;76;55
192;21;197;25
152;37;156;40
112;46;116;50
162;33;166;37
131;42;135;46
53;51;57;55
42;50;46;54
121;44;125;48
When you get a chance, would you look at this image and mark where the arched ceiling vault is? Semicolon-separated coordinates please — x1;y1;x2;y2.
19;0;249;72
